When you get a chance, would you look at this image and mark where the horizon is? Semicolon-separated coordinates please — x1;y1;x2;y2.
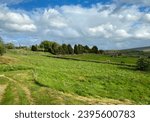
3;40;150;51
0;0;150;50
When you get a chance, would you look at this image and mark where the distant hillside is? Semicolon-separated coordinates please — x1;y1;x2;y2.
105;46;150;57
123;46;150;52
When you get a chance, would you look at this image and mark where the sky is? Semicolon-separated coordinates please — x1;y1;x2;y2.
0;0;150;49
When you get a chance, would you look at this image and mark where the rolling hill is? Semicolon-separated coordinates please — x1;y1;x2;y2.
122;46;150;52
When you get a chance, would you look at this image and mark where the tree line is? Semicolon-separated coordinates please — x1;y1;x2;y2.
31;40;104;55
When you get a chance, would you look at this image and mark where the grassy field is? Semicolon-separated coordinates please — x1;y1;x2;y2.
0;49;150;105
63;54;138;64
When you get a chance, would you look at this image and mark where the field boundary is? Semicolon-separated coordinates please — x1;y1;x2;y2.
47;55;136;67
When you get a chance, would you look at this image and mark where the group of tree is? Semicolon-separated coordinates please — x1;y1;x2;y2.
31;40;103;55
39;41;76;55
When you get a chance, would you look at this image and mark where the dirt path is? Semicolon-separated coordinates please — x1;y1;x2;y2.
0;85;8;103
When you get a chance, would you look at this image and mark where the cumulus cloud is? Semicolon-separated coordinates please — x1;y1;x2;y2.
41;9;68;28
0;3;150;49
88;23;115;38
144;14;150;22
114;0;150;6
0;5;36;32
115;29;131;38
134;26;150;39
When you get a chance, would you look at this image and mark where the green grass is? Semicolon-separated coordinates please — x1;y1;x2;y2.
63;54;138;64
0;77;7;84
1;83;16;105
0;49;150;104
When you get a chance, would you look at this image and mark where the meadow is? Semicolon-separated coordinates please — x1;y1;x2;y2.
0;49;150;105
63;54;138;64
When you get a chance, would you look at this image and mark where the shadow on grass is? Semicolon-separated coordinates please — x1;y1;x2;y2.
117;65;136;71
117;65;150;74
34;80;49;88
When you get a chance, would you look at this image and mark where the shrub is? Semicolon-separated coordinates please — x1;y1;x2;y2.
5;43;15;49
136;58;150;71
121;61;125;64
0;40;5;56
31;45;38;51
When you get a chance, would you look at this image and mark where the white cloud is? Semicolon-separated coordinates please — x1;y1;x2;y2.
115;29;131;38
134;27;150;39
144;14;150;22
88;23;115;38
89;24;131;40
0;4;150;49
4;23;36;32
120;14;139;21
0;5;36;32
41;9;68;28
114;0;150;6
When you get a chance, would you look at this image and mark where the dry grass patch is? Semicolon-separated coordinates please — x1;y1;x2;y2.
0;56;17;64
0;84;8;102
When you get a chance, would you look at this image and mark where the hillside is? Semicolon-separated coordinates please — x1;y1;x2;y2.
122;46;150;52
0;49;150;105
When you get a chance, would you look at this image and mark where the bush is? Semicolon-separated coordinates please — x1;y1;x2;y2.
31;45;38;51
5;43;15;49
121;61;125;64
0;40;5;56
136;58;150;71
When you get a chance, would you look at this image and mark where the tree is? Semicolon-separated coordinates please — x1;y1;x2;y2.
48;47;54;54
62;44;69;54
40;40;52;52
31;45;38;51
52;42;60;55
57;46;64;54
40;40;61;54
78;44;84;54
0;38;5;56
84;45;90;53
91;46;98;54
74;44;79;54
67;44;74;54
99;49;104;54
136;58;150;71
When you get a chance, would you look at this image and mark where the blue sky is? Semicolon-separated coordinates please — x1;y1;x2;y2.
0;0;150;49
9;0;112;10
